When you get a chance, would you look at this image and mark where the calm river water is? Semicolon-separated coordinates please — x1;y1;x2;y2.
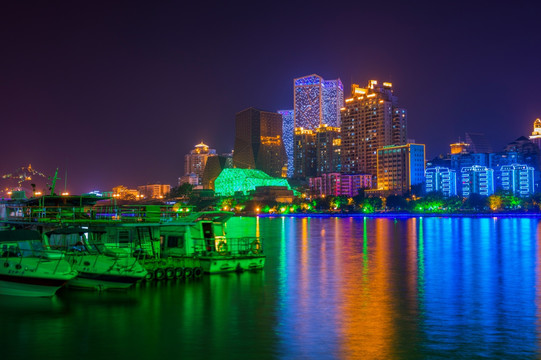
2;216;541;359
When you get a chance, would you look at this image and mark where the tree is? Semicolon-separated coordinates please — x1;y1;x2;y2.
386;195;409;210
463;193;488;211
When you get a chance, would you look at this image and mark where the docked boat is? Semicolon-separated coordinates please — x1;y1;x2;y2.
44;227;147;290
0;230;77;297
160;211;266;274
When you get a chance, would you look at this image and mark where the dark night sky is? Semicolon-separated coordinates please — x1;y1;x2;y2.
2;1;540;194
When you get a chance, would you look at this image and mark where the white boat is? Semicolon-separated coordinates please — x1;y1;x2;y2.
44;227;147;290
160;212;266;274
0;230;77;297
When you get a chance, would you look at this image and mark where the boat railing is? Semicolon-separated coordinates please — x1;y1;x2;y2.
1;204;186;223
192;236;263;257
1;247;68;274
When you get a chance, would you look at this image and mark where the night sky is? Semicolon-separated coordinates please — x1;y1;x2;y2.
2;1;540;194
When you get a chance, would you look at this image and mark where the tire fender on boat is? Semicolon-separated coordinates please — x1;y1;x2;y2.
174;267;184;279
145;270;155;282
154;268;165;281
217;241;228;255
165;267;175;280
184;267;193;278
250;240;261;254
193;267;203;278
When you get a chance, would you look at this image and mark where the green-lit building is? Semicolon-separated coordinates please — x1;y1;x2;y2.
214;168;291;196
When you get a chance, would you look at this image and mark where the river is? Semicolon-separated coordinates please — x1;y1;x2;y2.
1;216;540;359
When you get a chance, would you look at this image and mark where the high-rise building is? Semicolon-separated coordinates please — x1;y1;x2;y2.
529;118;541;149
233;108;286;178
137;184;171;199
201;153;233;190
316;125;341;176
341;81;407;177
461;165;494;197
376;143;425;195
425;167;457;197
293;128;317;178
184;142;216;185
500;164;534;197
322;79;344;128
294;74;344;130
277;110;294;178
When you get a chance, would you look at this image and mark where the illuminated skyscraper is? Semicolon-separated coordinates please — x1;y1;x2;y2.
376;143;425;195
293;128;317;178
341;80;407;177
294;74;344;130
233;108;286;178
277;110;294;177
315;125;341;175
529;118;541;149
184;142;217;185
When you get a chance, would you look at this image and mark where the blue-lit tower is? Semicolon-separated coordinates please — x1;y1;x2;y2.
500;164;534;197
461;165;494;197
294;74;344;130
278;110;294;178
322;79;344;128
425;167;457;197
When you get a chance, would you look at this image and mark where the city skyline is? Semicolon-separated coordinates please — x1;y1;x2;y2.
2;2;540;193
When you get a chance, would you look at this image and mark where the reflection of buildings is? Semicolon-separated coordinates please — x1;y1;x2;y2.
340;81;407;177
461;165;494;196
184;142;216;185
137;184;171;199
278;110;294;178
233;107;286;178
376;144;425;195
425;167;457;196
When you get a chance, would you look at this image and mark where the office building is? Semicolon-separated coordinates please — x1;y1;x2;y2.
137;184;171;199
425;167;457;197
341;80;407;177
500;164;534;197
293;128;317;178
465;133;493;153
309;173;372;197
461;165;494;197
184;142;216;185
316;125;341;175
293;74;344;130
277;110;294;178
233;108;287;178
376;144;425;195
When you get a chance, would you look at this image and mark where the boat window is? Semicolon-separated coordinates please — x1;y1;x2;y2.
202;222;214;239
167;235;184;249
118;230;130;244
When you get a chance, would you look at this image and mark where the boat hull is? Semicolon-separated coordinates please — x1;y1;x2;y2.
68;272;144;290
198;255;266;274
0;275;68;297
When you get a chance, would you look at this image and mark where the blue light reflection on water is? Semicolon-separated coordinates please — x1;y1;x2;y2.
1;216;541;359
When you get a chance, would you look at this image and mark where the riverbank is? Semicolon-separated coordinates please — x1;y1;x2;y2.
258;212;541;218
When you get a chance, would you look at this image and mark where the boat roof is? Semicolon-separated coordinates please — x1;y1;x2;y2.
179;211;234;224
0;230;42;242
45;227;105;236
